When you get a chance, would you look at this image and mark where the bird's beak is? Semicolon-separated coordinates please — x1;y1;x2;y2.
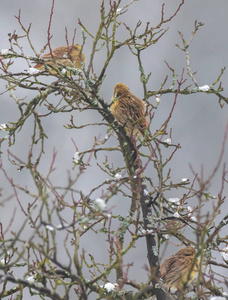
111;96;116;103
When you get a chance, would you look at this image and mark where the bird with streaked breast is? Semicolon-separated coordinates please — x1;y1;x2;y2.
160;246;200;290
110;83;150;138
34;44;85;74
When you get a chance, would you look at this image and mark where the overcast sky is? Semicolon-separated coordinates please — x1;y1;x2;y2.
0;1;228;298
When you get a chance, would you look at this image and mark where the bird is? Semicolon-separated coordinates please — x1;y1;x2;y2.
110;83;150;138
160;246;200;290
34;44;85;73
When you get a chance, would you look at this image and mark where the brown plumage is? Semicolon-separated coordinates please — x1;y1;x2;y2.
110;83;149;137
34;44;85;73
160;246;200;290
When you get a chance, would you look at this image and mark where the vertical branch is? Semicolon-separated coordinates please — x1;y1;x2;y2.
47;0;55;54
84;1;105;78
137;50;148;96
116;127;169;298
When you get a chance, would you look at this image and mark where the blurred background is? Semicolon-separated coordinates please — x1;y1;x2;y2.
0;0;228;298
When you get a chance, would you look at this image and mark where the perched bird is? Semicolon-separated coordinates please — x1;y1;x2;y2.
160;246;200;290
34;44;85;73
110;83;149;138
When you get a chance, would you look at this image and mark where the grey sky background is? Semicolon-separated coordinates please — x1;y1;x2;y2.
0;0;228;298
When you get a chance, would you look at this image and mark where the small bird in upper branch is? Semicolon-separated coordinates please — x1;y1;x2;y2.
34;44;85;73
160;246;200;291
110;83;150;138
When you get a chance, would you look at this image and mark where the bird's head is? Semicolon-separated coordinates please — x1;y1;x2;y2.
177;246;196;257
113;83;129;99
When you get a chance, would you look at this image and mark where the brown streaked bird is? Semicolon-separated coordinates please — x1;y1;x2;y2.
160;246;200;290
110;83;150;138
34;44;85;73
